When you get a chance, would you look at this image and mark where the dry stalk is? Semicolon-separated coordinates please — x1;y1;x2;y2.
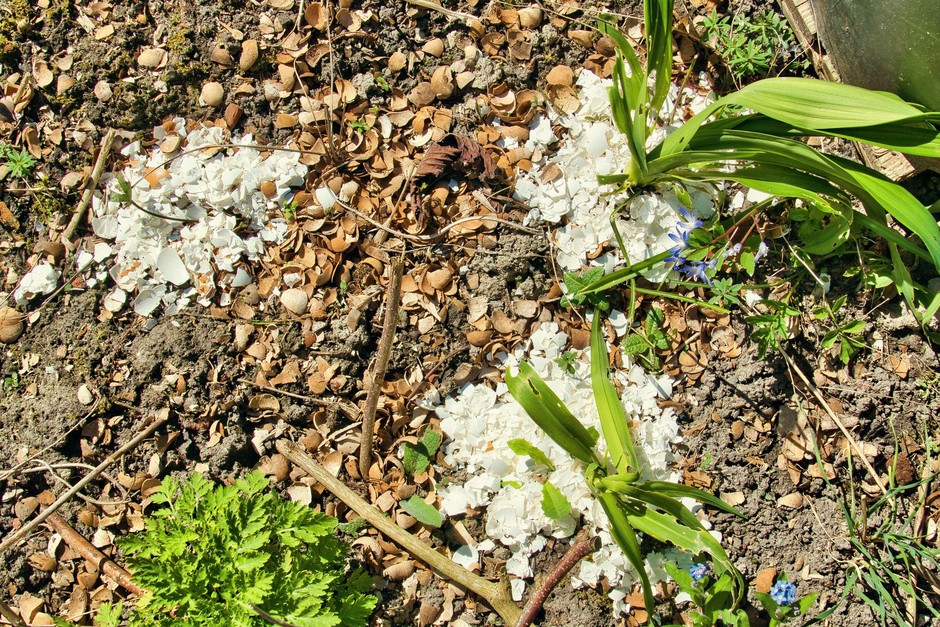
237;378;359;420
46;513;144;596
0;598;26;627
359;256;404;478
62;128;117;245
515;529;596;627
0;411;168;557
276;439;521;625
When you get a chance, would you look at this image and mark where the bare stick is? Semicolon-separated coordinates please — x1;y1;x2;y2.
515;529;596;627
62;128;117;244
405;0;477;21
46;513;144;596
276;439;521;625
0;599;26;627
0;411;168;557
358;256;404;478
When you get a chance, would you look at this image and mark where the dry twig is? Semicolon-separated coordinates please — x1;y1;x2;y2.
62;129;117;245
0;411;168;557
359;256;404;478
276;439;521;625
46;513;144;596
0;599;26;627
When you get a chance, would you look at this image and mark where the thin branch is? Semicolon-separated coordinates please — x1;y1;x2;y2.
0;411;168;557
359;256;404;478
515;529;596;627
62;129;117;244
276;439;521;625
46;513;144;596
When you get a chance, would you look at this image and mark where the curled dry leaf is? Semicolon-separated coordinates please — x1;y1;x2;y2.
34;61;54;87
518;5;543;28
209;44;234;67
546;64;574;87
777;492;804;509
569;29;594;48
430;66;454;99
304;2;328;29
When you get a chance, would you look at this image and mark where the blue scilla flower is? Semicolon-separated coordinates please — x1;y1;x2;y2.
689;562;709;582
678;257;717;286
770;580;798;606
677;206;703;234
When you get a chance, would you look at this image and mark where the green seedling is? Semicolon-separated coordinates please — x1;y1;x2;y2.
554;350;579;375
745;299;799;358
701;9;806;83
560;268;611;311
507;314;745;618
1;144;36;178
811;294;867;364
623;306;671;370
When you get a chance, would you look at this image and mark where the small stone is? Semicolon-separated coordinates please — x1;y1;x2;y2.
76;384;94;405
200;81;225;107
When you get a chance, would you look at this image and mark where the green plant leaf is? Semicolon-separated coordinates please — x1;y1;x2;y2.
507;438;555;471
506;362;599;466
541;481;573;520
399;495;443;528
591;314;639;475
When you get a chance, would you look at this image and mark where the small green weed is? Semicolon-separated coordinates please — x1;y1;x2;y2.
745;299;800;358
1;144;36;178
560;268;610;311
554;350;579;374
119;471;376;626
814;424;940;627
701;9;807;83
623;306;671;370
401;428;441;475
811;294;867;364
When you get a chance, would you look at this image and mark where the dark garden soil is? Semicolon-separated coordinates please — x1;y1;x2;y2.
1;0;938;626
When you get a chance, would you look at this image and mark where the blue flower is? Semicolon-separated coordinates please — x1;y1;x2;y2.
678;257;717;286
689;562;709;582
677;206;703;234
770;580;797;606
729;242;742;256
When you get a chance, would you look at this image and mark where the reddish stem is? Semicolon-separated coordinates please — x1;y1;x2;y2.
515;530;597;627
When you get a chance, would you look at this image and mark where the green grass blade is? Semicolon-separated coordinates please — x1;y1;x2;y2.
591;314;639;475
506;362;599;466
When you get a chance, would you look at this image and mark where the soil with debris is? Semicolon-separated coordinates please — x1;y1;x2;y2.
1;0;938;626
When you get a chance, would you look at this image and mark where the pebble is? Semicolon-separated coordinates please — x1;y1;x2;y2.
200;81;225;107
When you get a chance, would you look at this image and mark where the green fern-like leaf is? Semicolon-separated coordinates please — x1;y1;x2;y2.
119;472;377;626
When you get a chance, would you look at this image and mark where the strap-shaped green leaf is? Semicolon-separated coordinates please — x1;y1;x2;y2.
597;492;656;615
644;0;674;113
505;362;599;466
722;78;940;129
639;480;746;518
590;314;639;475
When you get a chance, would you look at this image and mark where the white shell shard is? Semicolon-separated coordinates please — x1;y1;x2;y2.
157;247;189;286
279;288;309;315
89;123;307;317
13;263;60;305
103;288;127;312
315;186;337;210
